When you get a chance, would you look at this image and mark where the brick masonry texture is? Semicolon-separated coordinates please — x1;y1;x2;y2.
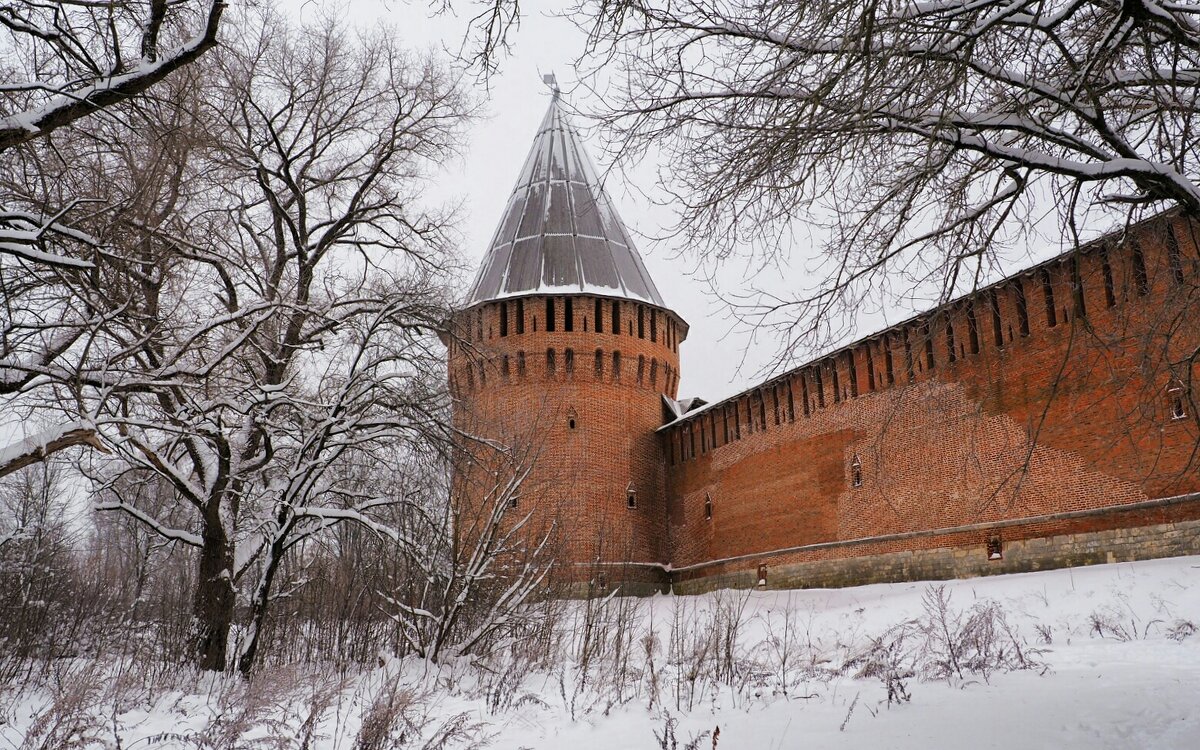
453;213;1200;593
449;295;685;588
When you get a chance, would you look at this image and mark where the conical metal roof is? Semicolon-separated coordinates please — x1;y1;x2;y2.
465;94;667;308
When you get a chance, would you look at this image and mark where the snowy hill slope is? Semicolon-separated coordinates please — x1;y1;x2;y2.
3;555;1198;749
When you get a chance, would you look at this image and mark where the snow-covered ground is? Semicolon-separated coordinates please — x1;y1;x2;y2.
4;555;1199;749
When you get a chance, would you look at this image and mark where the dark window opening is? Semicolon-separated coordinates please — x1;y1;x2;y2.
723;407;730;444
734;400;742;438
546;298;556;332
966;303;980;354
847;351;859;397
565;348;574;374
594;349;603;378
745;399;754;433
637;306;645;338
1071;256;1087;320
786;379;796;420
923;322;935;369
902;328;914;381
884;338;895;385
1041;269;1058;327
565;298;574;332
851;454;862;488
1015;280;1030;336
651;310;658;342
546;348;556;375
1170;387;1188;420
990;292;1004;348
517;351;526;375
612;301;620;335
1102;250;1117;307
710;412;718;448
700;420;707;454
594;299;603;333
612;351;621;380
946;315;957;363
814;368;826;408
509;495;518;509
1167;225;1185;284
831;363;841;403
626;485;638;509
801;373;811;416
516;299;525;334
773;385;781;424
499;302;509;337
1131;241;1149;296
866;345;876;390
704;493;713;521
756;390;767;428
690;423;697;457
987;536;1003;561
567;408;578;430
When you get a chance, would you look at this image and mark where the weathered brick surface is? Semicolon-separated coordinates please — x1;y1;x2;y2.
663;214;1200;587
451;214;1200;593
449;295;686;586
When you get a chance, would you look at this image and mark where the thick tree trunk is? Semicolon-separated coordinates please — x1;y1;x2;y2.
235;537;285;675
193;519;235;671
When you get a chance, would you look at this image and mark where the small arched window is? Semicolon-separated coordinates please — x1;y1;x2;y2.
851;453;863;488
566;407;578;430
1169;382;1189;420
626;484;638;509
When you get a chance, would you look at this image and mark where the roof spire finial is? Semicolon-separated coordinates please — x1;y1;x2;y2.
542;72;560;99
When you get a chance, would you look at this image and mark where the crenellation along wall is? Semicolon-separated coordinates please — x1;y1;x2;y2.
663;213;1200;587
448;293;687;580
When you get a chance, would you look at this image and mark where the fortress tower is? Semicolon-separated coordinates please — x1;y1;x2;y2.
448;92;687;593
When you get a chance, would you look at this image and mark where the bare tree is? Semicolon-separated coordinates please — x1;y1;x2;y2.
581;0;1200;355
382;432;557;663
5;10;473;672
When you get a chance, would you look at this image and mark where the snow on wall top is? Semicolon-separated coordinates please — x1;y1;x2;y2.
465;94;668;309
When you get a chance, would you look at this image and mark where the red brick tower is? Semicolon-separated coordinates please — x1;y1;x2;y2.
448;92;687;593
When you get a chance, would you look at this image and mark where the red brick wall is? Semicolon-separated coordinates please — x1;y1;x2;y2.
450;294;686;583
664;214;1200;580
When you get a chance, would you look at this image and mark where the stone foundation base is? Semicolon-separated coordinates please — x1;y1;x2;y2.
670;517;1200;595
